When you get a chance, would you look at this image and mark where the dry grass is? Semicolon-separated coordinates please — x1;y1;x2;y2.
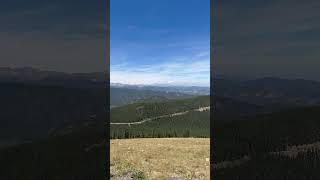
110;138;210;180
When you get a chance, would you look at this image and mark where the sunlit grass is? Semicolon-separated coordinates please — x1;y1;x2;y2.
110;138;210;180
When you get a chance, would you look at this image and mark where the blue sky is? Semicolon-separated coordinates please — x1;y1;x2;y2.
0;0;106;73
110;0;210;86
214;0;320;80
2;0;319;81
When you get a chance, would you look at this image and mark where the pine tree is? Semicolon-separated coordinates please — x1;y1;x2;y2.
183;129;190;137
124;130;129;138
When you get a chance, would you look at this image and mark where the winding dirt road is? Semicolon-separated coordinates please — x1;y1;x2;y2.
110;106;210;125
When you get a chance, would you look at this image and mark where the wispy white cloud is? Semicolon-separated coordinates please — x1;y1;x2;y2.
111;51;210;87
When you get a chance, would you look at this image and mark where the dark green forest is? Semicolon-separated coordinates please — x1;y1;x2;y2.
110;96;210;138
111;111;210;138
0;82;107;179
213;106;320;179
0;82;106;142
0;121;107;180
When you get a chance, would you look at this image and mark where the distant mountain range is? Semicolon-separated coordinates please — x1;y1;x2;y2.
0;67;107;89
0;67;107;82
113;77;320;109
3;67;320;114
111;83;210;95
214;77;320;108
110;83;209;108
4;67;320;109
110;87;193;107
3;67;320;119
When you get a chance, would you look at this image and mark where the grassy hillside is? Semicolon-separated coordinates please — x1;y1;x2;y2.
111;138;210;179
111;96;210;138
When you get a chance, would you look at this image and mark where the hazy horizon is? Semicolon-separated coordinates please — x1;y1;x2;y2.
110;82;210;88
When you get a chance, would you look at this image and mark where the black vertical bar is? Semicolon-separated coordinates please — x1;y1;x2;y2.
210;0;215;178
105;0;110;179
